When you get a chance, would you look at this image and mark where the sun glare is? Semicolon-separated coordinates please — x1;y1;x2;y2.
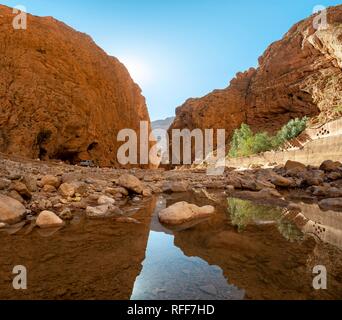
120;57;152;86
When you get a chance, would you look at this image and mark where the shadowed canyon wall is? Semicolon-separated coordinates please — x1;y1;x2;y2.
0;5;152;167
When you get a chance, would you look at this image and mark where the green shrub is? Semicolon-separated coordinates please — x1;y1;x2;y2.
229;125;273;158
274;117;308;146
229;117;308;158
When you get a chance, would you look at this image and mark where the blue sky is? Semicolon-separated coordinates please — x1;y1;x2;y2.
1;0;341;120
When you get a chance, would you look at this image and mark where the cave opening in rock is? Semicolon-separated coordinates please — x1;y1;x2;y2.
53;150;80;165
39;147;47;159
87;142;99;152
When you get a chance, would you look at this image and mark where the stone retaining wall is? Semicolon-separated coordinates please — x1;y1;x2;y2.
226;118;342;168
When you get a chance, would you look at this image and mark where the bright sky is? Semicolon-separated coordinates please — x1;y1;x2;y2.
1;0;341;120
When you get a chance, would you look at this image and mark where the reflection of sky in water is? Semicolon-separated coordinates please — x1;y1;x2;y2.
131;230;245;300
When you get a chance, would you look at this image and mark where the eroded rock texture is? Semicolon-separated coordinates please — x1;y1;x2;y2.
170;5;342;144
0;5;151;167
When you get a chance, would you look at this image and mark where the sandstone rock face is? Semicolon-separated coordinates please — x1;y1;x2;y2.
0;194;26;224
169;5;342;148
0;5;151;167
158;202;215;225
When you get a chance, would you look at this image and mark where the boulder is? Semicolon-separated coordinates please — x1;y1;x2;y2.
311;186;342;198
59;183;76;198
42;185;57;193
0;195;27;224
58;208;74;221
97;195;115;205
22;175;38;192
163;181;189;193
117;174;144;194
239;176;275;191
318;198;342;211
269;173;293;187
158;201;215;225
36;210;64;228
11;181;32;199
285;161;306;172
319;160;342;172
7;190;25;204
86;205;122;219
41;175;61;188
105;187;129;197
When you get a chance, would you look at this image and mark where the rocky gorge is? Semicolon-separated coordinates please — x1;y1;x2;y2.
1;153;342;299
1;153;342;230
0;3;342;300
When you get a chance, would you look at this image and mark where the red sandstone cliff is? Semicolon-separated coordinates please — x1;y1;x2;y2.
0;5;152;167
169;5;342;144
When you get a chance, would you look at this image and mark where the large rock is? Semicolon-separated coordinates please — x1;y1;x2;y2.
319;198;342;211
10;181;32;199
117;174;144;194
0;195;26;224
59;183;76;198
0;5;152;168
36;210;64;228
41;175;61;188
269;173;293;187
97;195;115;205
86;205;122;219
319;160;342;172
284;161;307;173
169;5;342;154
163;181;189;193
158;202;215;225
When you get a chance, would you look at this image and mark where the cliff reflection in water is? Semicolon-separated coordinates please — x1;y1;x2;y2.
131;197;245;300
172;196;342;300
0;198;156;300
1;193;342;300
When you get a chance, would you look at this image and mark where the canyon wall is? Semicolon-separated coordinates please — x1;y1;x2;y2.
0;5;152;167
169;5;342;146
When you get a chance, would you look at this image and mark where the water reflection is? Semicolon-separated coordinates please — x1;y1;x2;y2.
0;199;156;300
131;197;245;300
131;230;244;300
228;198;304;242
1;193;342;300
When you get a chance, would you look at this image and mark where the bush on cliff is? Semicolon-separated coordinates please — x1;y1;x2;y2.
229;117;308;158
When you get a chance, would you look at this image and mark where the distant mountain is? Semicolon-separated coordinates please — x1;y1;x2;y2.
151;117;174;158
151;117;175;131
